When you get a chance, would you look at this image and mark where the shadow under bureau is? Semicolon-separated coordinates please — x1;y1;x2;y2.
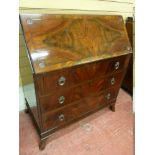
20;14;132;150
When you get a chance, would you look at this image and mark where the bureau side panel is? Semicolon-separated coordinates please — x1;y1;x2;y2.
20;64;41;129
20;19;42;131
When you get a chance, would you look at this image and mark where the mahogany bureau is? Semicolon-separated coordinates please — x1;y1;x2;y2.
20;14;132;150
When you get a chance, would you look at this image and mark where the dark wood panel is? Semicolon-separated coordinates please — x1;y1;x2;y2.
125;17;133;47
20;14;132;74
42;88;118;131
39;71;124;113
122;17;134;94
37;54;130;96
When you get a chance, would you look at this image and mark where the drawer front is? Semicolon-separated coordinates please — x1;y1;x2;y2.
39;72;124;113
37;54;130;96
42;88;118;131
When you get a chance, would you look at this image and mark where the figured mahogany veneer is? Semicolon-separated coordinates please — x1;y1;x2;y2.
40;71;125;113
37;54;129;96
42;88;118;131
20;14;132;150
20;14;131;74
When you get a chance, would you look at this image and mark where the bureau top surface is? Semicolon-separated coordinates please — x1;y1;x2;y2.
20;14;132;74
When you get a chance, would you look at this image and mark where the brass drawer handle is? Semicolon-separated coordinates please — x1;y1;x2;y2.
58;76;66;86
106;93;111;100
111;77;115;85
58;96;65;104
58;114;65;121
114;61;120;70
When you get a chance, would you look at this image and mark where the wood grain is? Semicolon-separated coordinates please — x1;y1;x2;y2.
39;71;124;113
20;14;132;149
42;88;118;131
20;14;132;74
36;54;130;96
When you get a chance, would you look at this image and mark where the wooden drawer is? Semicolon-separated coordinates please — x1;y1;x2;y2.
103;54;130;74
42;88;118;131
39;72;124;113
37;54;129;96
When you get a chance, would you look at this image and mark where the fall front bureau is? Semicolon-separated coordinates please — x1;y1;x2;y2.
20;14;132;150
